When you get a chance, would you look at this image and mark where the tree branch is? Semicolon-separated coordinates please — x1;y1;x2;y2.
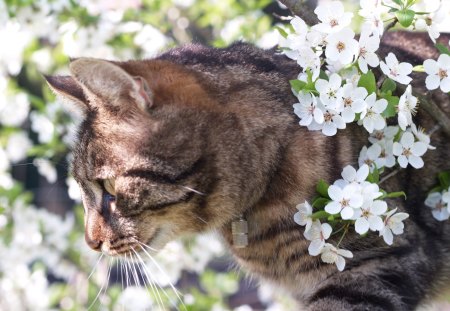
278;0;319;26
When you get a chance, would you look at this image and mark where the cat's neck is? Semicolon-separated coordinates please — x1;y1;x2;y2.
218;125;366;299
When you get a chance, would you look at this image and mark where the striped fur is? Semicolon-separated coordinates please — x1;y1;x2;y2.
46;32;450;310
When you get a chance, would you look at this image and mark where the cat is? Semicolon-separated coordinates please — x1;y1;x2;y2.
45;31;450;310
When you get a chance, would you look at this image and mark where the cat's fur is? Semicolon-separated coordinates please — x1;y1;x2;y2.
46;31;450;310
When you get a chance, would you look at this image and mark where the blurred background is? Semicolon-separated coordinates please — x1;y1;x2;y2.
0;0;449;310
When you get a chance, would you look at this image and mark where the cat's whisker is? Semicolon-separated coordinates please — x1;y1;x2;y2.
120;258;124;291
195;215;208;224
87;256;112;311
182;186;206;196
131;249;166;311
132;237;160;252
137;244;187;311
129;253;143;289
124;253;131;289
87;253;104;281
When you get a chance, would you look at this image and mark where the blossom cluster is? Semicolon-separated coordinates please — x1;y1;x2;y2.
295;164;409;270
283;0;450;271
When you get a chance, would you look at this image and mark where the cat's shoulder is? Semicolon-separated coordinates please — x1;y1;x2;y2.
156;41;294;73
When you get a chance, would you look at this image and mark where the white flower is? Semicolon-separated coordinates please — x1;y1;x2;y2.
325;184;363;219
393;131;428;169
368;126;398;168
414;9;445;43
357;29;380;73
293;92;324;126
313;1;353;34
325;28;359;65
33;158;57;183
297;48;321;80
425;192;449;221
321;108;346;136
320;243;353;271
379;208;409;245
361;12;384;37
337;84;367;123
283;16;308;51
410;123;435;150
30;111;55;144
294;201;313;233
358;143;382;171
6;131;32;163
335;164;369;188
280;17;308;58
397;85;418;130
340;66;361;86
315;73;342;109
380;53;413;85
360;181;383;202
354;200;387;234
116;286;154;311
304;220;332;256
0;92;30;127
376;139;396;168
442;188;450;206
368;126;399;144
423;54;450;93
359;93;387;133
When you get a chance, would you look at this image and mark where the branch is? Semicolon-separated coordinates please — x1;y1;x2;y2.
278;0;319;26
380;19;397;42
397;84;450;137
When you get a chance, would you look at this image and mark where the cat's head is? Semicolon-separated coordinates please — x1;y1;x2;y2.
45;58;269;256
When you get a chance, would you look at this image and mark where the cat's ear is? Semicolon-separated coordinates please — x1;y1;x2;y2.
69;58;153;112
44;75;88;113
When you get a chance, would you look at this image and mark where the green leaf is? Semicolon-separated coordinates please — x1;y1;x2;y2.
290;79;307;92
275;26;288;39
380;191;407;199
367;166;380;184
382;94;399;118
412;65;425;72
358;70;376;95
381;78;397;93
438;171;450;189
316;179;330;198
312;197;330;209
311;210;331;220
395;9;415;28
436;43;450;56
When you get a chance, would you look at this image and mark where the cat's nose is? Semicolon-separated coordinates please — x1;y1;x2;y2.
85;233;102;251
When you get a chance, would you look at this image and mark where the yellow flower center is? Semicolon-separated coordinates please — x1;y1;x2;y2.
337;41;345;52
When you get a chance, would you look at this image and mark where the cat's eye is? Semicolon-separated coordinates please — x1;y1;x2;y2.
103;178;116;196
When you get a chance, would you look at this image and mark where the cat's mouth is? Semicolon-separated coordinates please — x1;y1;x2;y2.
101;230;162;257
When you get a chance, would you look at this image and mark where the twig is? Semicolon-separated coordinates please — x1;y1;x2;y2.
380;19;397;42
278;0;319;26
379;169;400;185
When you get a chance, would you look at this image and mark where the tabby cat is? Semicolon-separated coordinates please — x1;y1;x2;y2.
45;31;450;310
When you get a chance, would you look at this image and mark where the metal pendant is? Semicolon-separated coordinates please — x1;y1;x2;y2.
231;218;248;248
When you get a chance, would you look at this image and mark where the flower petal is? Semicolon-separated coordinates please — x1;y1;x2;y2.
341;206;354;220
325;201;342;215
355;217;369;234
411;142;427;156
329;184;344;201
335;256;346;271
308;239;325;256
408;155;424;169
